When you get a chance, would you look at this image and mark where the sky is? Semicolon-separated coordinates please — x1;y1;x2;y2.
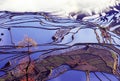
0;0;119;16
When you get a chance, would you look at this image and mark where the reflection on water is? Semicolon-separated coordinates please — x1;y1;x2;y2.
48;70;86;81
0;11;120;81
49;71;119;81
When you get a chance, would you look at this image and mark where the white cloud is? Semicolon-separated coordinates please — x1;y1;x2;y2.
0;0;119;16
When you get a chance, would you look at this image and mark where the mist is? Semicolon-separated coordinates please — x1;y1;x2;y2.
0;0;119;16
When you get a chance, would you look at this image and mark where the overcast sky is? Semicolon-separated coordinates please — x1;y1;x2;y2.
0;0;119;16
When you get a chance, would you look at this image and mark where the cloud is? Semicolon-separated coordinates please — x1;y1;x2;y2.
0;0;119;16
